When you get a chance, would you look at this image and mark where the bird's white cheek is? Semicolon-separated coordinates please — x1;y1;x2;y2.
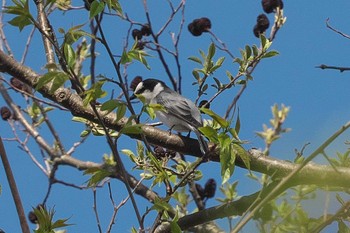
140;92;154;103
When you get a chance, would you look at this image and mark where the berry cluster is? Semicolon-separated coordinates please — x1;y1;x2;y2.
262;0;284;14
253;14;270;38
188;17;211;37
195;178;217;203
132;24;152;50
153;146;176;159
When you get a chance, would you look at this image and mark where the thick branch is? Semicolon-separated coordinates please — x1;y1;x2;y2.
1;50;350;189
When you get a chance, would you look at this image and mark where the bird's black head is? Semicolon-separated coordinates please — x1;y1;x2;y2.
132;79;168;102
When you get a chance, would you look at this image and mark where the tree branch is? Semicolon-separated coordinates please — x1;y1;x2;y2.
1;49;350;189
0;138;30;233
316;64;350;72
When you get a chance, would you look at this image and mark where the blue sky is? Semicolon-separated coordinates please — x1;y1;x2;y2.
1;0;350;232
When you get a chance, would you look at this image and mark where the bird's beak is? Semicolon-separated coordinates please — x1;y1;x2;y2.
130;94;137;100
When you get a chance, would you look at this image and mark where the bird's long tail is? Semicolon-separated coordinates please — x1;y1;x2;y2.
194;129;209;156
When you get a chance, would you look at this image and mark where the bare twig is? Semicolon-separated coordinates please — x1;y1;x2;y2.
92;189;103;233
0;138;30;233
326;18;350;40
316;64;350;72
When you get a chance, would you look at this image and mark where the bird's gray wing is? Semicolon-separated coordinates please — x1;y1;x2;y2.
155;90;202;128
156;89;208;155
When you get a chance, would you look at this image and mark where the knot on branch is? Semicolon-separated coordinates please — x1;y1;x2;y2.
55;89;69;103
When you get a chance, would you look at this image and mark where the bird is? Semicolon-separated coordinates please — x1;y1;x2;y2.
131;78;208;155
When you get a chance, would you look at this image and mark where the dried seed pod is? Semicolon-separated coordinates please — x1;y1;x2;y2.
195;183;206;200
141;24;152;36
257;14;270;31
132;29;143;40
28;204;45;224
0;106;12;121
28;211;37;224
204;178;217;199
130;76;143;91
253;14;270;38
188;17;212;37
10;77;31;94
262;0;284;14
154;146;166;158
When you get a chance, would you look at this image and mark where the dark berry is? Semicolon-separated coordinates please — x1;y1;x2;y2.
10;77;24;90
130;76;143;91
253;25;261;38
141;24;152;36
132;29;143;40
257;14;270;31
188;17;212;37
1;107;12;121
195;183;206;200
188;22;202;36
154;146;166;158
262;0;284;14
253;14;270;38
165;149;176;158
10;77;31;94
196;17;211;31
204;178;216;199
198;100;210;109
28;211;37;224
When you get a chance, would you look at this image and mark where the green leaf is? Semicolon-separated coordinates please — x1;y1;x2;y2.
207;42;216;60
235;113;241;134
83;81;107;106
63;43;76;69
85;168;112;187
89;0;105;18
49;72;69;93
151;197;173;212
120;124;143;135
220;144;236;184
252;45;259;57
198;126;218;143
116;103;126;122
233;143;250;171
101;99;119;114
262;50;279;58
35;71;68;93
200;108;229;129
188;56;203;65
8;15;32;31
80;129;90;137
245;45;252;59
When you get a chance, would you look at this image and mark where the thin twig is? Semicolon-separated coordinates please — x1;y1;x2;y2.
93;189;103;233
326;18;350;40
0;138;30;233
316;64;350;72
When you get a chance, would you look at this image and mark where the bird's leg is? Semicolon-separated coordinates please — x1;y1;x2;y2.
168;125;175;135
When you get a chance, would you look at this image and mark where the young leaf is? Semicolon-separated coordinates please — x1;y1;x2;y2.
100;99;120;114
200;108;229;129
90;0;105;18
